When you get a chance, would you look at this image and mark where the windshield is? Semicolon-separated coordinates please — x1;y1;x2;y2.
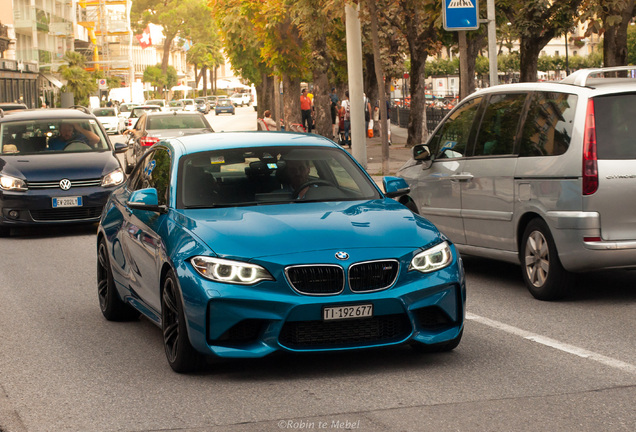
147;115;208;130
182;100;194;106
169;101;183;107
0;118;110;154
218;100;232;106
93;108;117;117
178;146;380;209
120;104;137;113
131;107;159;117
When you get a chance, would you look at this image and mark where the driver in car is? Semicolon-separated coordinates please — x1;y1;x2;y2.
284;159;314;199
48;122;100;150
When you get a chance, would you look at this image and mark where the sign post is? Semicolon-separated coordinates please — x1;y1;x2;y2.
443;0;479;31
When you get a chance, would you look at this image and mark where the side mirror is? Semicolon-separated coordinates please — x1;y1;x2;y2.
127;188;167;213
413;144;430;161
113;142;128;153
382;176;410;198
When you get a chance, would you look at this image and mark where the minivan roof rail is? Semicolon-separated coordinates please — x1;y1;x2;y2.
561;66;636;87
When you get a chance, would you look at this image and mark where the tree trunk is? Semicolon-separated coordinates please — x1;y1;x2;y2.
282;74;301;128
312;69;331;138
407;49;428;146
519;36;543;83
603;0;635;67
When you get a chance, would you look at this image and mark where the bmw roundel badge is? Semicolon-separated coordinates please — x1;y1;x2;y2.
335;251;349;260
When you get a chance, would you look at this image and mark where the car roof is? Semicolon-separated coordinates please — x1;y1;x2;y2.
144;111;205;118
166;131;338;156
0;108;95;122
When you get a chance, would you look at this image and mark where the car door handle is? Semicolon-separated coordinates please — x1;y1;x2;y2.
451;173;474;181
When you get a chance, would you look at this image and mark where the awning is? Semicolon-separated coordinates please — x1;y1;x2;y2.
41;73;64;89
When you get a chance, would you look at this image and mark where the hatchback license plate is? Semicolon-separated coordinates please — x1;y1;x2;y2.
323;304;373;321
52;196;82;208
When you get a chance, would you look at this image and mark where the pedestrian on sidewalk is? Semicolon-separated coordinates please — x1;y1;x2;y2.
330;87;339;139
340;91;351;147
300;89;313;133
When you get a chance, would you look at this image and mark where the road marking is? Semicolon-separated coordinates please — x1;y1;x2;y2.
467;313;636;375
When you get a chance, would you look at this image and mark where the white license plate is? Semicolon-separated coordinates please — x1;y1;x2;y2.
52;196;82;208
323;304;373;321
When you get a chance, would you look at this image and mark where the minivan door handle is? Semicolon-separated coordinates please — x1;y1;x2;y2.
451;173;474;181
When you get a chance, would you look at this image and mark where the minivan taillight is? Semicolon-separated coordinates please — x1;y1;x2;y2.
582;98;598;195
140;136;160;147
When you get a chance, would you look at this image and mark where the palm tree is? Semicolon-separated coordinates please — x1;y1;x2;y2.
58;51;97;106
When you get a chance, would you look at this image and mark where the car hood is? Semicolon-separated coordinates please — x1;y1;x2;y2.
0;151;120;181
174;199;442;259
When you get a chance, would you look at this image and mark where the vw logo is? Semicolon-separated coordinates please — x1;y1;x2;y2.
335;251;349;261
59;179;72;190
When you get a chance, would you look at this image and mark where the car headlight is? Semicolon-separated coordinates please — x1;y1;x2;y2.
0;174;28;191
409;241;453;273
101;168;125;187
191;256;274;285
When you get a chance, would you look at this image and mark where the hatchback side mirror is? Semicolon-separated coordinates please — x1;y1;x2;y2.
127;188;167;213
413;144;430;161
382;176;411;198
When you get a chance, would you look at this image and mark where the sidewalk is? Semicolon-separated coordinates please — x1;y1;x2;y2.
360;123;412;185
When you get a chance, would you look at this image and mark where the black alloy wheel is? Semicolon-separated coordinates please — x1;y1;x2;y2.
97;238;139;321
161;270;202;373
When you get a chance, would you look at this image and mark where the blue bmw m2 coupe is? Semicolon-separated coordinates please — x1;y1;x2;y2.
96;132;465;372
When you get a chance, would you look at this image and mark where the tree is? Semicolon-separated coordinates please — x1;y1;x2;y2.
131;0;211;76
142;64;177;98
58;52;97;107
503;0;583;82
380;0;444;146
580;0;636;67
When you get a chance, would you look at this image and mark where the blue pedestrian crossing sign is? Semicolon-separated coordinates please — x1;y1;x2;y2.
443;0;479;31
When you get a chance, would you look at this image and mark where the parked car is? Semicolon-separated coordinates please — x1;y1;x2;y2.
118;103;139;119
0;103;28;112
180;98;197;112
145;99;167;111
194;98;209;114
168;100;184;111
122;111;213;172
0;107;126;236
398;66;636;300
125;105;162;130
96;131;465;372
215;98;235;115
92;107;126;134
229;92;250;107
205;95;219;108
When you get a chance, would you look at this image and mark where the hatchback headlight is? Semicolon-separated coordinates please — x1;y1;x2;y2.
101;168;125;187
191;256;274;285
409;241;453;273
0;174;28;191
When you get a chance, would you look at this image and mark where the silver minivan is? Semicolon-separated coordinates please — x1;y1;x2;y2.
398;66;636;300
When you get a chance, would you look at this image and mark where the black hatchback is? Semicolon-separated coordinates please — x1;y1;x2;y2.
0;107;127;236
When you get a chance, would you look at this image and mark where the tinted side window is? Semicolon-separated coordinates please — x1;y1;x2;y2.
130;148;171;205
474;93;527;156
429;97;482;159
594;93;636;159
519;92;576;157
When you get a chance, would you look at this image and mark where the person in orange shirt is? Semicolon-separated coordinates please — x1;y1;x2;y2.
300;88;313;133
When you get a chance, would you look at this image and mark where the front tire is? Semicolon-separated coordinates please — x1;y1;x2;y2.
97;238;139;321
520;219;571;300
161;270;203;373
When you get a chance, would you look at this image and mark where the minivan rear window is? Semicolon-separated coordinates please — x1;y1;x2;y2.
594;93;636;159
519;92;577;157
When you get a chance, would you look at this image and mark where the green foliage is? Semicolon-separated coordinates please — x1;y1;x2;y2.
628;24;636;65
142;64;177;89
58;51;96;106
425;57;459;76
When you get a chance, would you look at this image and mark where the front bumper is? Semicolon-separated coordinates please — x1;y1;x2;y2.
0;186;113;227
177;254;466;358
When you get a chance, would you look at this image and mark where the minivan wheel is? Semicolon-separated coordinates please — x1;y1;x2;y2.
520;219;571;300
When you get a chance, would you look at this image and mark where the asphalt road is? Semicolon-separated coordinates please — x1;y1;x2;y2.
1;109;635;432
